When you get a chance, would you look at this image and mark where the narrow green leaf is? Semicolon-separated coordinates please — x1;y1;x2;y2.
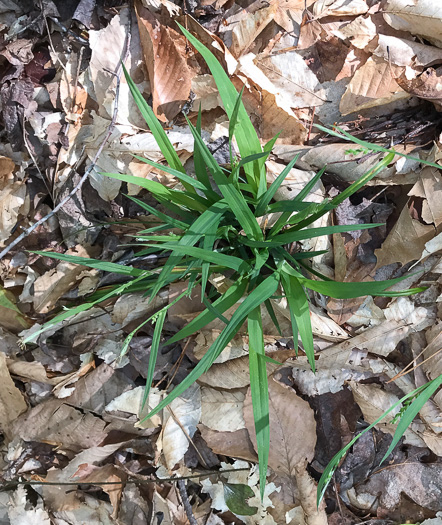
141;273;280;422
31;251;146;277
248;306;269;501
281;272;315;371
255;154;300;217
125;195;190;229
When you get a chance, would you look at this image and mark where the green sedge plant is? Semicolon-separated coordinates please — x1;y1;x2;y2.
24;25;439;505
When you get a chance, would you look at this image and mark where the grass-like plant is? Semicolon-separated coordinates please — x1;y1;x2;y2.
24;25;440;504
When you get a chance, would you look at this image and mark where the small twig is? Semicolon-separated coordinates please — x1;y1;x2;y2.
177;479;198;525
0;468;250;492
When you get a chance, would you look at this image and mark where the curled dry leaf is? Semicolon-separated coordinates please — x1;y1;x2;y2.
369;35;442;68
243;379;317;476
294;460;327;525
396;67;442;111
383;0;442;48
375;204;435;268
135;1;192;122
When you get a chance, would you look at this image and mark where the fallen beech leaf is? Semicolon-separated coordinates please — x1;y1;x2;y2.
340;56;408;115
198;348;294;389
159;383;201;469
396;67;442;111
313;0;369;17
370;35;442;68
135;1;192;122
199;425;258;462
383;0;442;48
244;379;316;476
33;245;100;314
218;2;276;58
294;460;327;525
349;382;426;447
375;204;435;268
0;351;27;441
201;387;246;432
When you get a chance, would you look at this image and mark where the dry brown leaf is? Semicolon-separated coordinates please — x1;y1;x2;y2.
396;67;442;111
313;0;369;18
198;348;294;389
200;387;246;432
423;331;442;382
336;14;377;48
383;0;442;48
375;204;435;268
408;167;442;228
340;56;408;115
73;463;126;518
218;2;276;58
244;379;317;476
199;425;258;462
349;382;427;447
135;1;192;122
0;351;27;441
12;399;108;452
271;0;315;33
158;383;201;469
33;245;100;314
294;460;328;525
369;35;442;68
0;158;29;246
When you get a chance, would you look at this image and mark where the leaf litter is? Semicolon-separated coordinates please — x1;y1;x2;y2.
0;0;442;523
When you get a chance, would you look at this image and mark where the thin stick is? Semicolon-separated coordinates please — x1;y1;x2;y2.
0;468;250;492
0;55;127;261
177;479;198;525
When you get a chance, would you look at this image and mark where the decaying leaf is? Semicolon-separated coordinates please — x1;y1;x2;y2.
201;387;246;432
135;1;192;121
244;379;317;476
383;0;442;48
0;351;27;441
158;383;201;469
340;56;408;115
199;425;258;462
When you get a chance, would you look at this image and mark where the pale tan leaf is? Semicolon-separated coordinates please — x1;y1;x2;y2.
313;0;369;18
12;399;108;452
135;1;192;122
218;3;276;58
191;74;221;112
201;387;245;432
349;382;427;447
160;383;201;469
0;352;27;441
198;349;294;389
383;0;442;48
33;245;100;314
423;331;442;382
408;167;442;227
336;14;377;48
8;486;51;525
294;460;328;525
272;0;315;33
0;180;28;246
199;425;258;462
370;35;442;68
340;56;408;115
244;379;317;476
375;204;435;268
